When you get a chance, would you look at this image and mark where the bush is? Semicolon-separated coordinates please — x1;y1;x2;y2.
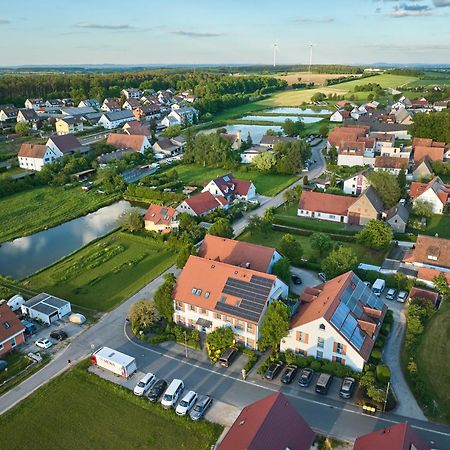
243;351;259;374
376;364;391;384
370;348;382;363
310;360;322;372
206;327;235;363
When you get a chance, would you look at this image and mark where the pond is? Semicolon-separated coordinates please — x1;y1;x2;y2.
263;107;332;115
240;115;324;124
0;201;136;279
224;124;283;143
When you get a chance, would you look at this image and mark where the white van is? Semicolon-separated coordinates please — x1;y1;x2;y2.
161;379;184;408
7;295;25;312
133;373;156;396
372;279;386;297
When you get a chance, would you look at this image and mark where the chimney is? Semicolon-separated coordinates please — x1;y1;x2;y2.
245;262;251;269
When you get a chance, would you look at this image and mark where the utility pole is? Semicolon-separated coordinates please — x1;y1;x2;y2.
383;381;390;412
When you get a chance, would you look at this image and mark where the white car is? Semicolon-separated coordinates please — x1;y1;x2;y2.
35;338;52;349
133;373;156;396
386;288;397;300
175;390;198;416
397;291;408;303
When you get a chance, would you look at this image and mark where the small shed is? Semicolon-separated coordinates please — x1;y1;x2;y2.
386;203;410;233
21;293;71;325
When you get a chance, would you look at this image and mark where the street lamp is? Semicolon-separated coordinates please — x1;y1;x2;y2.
184;330;188;358
383;381;390;413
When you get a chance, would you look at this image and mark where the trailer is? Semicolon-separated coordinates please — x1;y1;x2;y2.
91;347;137;378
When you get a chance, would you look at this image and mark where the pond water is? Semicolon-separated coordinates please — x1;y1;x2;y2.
224;124;283;143
0;201;135;279
240;115;324;124
263;107;333;115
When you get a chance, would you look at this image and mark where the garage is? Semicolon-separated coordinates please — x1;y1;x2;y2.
21;293;71;325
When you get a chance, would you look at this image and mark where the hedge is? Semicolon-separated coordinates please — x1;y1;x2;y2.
376;364;391;384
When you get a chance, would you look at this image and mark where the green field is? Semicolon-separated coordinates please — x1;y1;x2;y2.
416;303;450;423
171;164;298;197
0;186;119;244
238;228;386;266
26;231;176;311
411;214;450;240
0;363;222;450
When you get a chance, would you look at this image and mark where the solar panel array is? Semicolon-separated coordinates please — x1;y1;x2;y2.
215;274;273;322
329;275;386;351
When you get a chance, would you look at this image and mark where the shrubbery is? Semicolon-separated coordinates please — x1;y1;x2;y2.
206;327;235;363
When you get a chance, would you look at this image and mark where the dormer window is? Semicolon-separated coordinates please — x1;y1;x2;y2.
428;255;438;261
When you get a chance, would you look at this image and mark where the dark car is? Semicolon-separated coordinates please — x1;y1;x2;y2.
148;379;168;402
50;330;68;341
218;348;238;368
281;365;298;384
189;394;213;421
264;361;284;380
0;360;8;371
339;377;356;399
298;368;314;387
291;275;302;285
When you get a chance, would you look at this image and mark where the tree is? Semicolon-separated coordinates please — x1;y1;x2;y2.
356;220;393;250
259;300;290;351
283;185;302;206
433;273;450;301
272;257;291;284
397;168;407;198
176;243;197;269
310;232;333;256
412;200;434;218
128;299;160;331
409;110;450;143
263;207;275;223
280;234;303;265
252;151;277;172
273;140;311;174
367;171;401;208
162;125;182;138
206;327;235;355
15;122;29;136
311;92;327;102
153;273;176;323
118;208;143;232
327;145;338;164
282;118;305;137
321;246;358;279
209;218;234;238
318;125;329;137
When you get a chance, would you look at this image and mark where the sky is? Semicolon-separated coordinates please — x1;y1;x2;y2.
0;0;450;66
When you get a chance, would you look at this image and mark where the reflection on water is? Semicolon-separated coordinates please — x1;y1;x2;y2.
264;107;332;115
241;115;323;124
0;201;135;279
225;124;283;144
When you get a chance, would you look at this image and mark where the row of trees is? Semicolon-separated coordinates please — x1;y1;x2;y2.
409;109;450;143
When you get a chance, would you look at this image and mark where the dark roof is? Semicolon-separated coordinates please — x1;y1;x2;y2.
102;110;134;121
18;108;39;121
386;203;409;223
47;134;82;154
218;392;315;450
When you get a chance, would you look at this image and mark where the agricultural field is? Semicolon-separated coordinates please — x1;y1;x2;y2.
169;164;298;197
407;71;450;87
26;231;176;312
0;363;223;450
272;72;363;86
0;186;119;244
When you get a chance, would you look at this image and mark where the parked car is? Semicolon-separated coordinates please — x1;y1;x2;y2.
281;365;298;384
265;361;284;380
35;338;52;349
291;275;302;285
0;360;8;371
298;368;314;387
190;395;213;421
315;373;333;395
218;348;238;368
339;377;356;399
397;291;408;303
386;288;397;301
364;281;371;288
161;379;184;408
318;272;327;282
176;390;198;416
50;330;68;341
21;320;36;336
133;372;156;396
148;379;168;402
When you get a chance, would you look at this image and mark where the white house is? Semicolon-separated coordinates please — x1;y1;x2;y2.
78;99;100;109
46;134;85;156
17;144;59;171
177;191;229;217
98;110;135;129
343;171;371;195
101;98;121;112
161;107;197;128
121;88;142;99
17;108;39;125
280;271;387;372
410;177;450;214
202;173;256;202
330;110;350;123
24;98;45;110
172;255;288;348
374;156;408;176
241;145;268;164
122;99;141;110
106;133;151;154
0;106;18;122
21;293;71;325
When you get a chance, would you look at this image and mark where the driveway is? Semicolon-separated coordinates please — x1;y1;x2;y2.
289;267;321;295
382;294;427;421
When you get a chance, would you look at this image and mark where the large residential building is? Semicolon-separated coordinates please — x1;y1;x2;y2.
17;144;59;171
98;110;135;129
404;235;450;274
374;156;408;175
144;204;179;234
0;106;18;122
218;392;315;450
176;191;228;217
121;88;143;99
0;303;26;357
202;173;256;202
24;98;45;110
413;145;444;164
198;234;282;274
172;255;288;348
46;134;85;156
106;133;151;154
16;108;39;125
409;177;450;214
327;125;369;149
281;271;387;372
259;135;298;148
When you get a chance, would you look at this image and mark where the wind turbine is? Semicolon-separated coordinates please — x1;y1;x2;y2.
307;43;316;82
273;43;279;68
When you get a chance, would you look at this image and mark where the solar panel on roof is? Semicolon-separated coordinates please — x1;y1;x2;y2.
330;303;350;329
350;328;365;350
341;314;358;340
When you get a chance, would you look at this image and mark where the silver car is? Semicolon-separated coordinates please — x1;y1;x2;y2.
189;395;213;421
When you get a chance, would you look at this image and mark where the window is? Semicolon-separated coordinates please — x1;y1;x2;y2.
335;356;344;365
295;348;307;356
224;316;231;324
297;331;308;343
175;302;183;311
316;350;323;359
235;320;243;330
2;321;10;330
215;313;222;320
204;291;210;299
200;308;207;315
317;337;324;349
0;342;3;350
247;323;254;333
319;323;326;331
189;305;196;312
10;337;16;348
428;255;438;261
336;343;345;354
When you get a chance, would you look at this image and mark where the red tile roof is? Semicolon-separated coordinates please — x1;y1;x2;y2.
404;235;450;270
18;143;47;158
413;137;433;147
328;125;369;147
409;287;439;306
218;392;315;450
375;156;408;169
107;133;147;152
144;204;177;226
417;267;450;285
198;235;276;273
409;177;450;204
298;191;355;216
0;303;25;345
353;422;429;450
184;191;227;216
413;146;444;163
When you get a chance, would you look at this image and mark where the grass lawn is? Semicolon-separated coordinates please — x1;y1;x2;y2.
238;228;386;267
25;231;176;312
170;164;298;197
422;214;450;240
0;186;119;244
0;362;223;450
416;303;450;423
212;100;267;122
